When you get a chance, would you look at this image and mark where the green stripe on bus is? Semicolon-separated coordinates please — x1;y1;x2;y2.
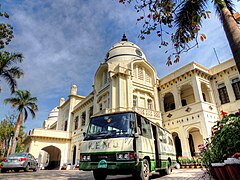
138;151;155;155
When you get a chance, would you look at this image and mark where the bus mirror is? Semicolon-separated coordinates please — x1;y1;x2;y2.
134;133;139;138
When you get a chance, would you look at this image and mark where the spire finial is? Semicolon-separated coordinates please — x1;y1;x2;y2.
121;33;128;41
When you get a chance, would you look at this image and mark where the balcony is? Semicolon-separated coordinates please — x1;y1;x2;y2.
28;128;71;140
162;101;219;120
94;107;161;120
132;107;161;119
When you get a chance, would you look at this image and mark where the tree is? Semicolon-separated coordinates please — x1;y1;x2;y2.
119;0;240;71
0;51;24;93
0;117;14;157
0;4;24;94
0;114;26;157
4;90;38;155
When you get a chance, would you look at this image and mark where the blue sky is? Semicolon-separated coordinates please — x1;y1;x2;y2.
0;0;239;132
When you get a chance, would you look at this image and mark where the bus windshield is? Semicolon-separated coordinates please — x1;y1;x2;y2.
84;112;135;140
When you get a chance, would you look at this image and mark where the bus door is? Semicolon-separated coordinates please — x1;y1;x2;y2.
152;125;160;168
135;114;155;163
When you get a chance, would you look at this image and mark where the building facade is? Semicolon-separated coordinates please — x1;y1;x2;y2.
24;35;240;169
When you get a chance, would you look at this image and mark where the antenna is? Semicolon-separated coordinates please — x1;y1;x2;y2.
213;48;221;64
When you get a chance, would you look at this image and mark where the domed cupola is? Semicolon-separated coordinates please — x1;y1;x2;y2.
105;34;146;63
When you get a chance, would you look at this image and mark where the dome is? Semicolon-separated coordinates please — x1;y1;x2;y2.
105;34;146;63
48;107;59;119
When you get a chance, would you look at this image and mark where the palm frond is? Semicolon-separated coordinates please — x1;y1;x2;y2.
174;0;208;47
23;108;28;121
27;107;36;119
1;72;17;93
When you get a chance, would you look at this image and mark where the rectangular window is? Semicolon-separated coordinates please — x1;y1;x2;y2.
81;112;86;126
74;116;79;130
218;84;230;104
99;103;102;111
145;72;150;83
138;67;144;80
104;71;108;84
64;121;68;131
147;99;153;109
232;78;240;100
89;106;93;119
133;95;137;107
136;114;152;139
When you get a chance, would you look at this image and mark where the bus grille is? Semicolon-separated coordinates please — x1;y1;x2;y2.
91;154;116;161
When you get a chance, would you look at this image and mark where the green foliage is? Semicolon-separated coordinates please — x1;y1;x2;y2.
200;113;240;168
0;4;24;94
0;5;14;49
118;0;238;66
0;114;26;156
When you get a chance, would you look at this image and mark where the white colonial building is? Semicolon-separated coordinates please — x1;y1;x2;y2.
24;35;240;169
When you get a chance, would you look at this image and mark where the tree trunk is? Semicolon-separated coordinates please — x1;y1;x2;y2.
221;7;240;72
8;112;23;155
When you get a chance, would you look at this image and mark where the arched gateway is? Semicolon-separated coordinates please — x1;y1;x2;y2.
23;128;71;170
41;146;61;170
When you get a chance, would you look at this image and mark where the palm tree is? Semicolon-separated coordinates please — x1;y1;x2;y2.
174;0;240;71
121;0;240;71
4;90;38;155
0;51;24;93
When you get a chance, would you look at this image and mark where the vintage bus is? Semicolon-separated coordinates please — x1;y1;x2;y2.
79;111;176;180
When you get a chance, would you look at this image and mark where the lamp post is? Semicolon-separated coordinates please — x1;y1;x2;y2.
7;131;14;156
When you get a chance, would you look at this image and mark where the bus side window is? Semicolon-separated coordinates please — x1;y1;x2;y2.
141;117;152;139
162;131;167;143
159;128;164;141
168;136;173;146
137;114;142;135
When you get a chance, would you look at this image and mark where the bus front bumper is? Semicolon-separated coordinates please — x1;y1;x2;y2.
79;160;140;173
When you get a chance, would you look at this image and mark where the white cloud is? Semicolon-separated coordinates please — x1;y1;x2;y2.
0;0;239;132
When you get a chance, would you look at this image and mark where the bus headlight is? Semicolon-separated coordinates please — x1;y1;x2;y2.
80;154;91;161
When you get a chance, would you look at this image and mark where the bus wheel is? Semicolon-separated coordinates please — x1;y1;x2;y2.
93;169;107;180
139;159;150;180
165;161;172;175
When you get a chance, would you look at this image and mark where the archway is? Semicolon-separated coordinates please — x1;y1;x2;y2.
72;145;76;165
201;83;211;103
164;92;175;112
41;145;61;170
172;132;182;159
180;84;195;106
187;127;204;156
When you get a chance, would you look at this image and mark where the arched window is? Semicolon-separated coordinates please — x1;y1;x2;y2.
138;67;144;80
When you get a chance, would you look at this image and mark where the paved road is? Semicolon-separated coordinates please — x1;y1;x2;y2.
0;169;212;180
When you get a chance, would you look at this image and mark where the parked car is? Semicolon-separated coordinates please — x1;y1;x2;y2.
1;152;38;173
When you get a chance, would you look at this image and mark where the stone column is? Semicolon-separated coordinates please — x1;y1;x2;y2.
179;127;191;157
206;84;216;104
192;76;203;102
173;86;182;109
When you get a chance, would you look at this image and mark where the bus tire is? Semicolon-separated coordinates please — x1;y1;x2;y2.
93;169;107;180
133;158;150;180
165;161;172;175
